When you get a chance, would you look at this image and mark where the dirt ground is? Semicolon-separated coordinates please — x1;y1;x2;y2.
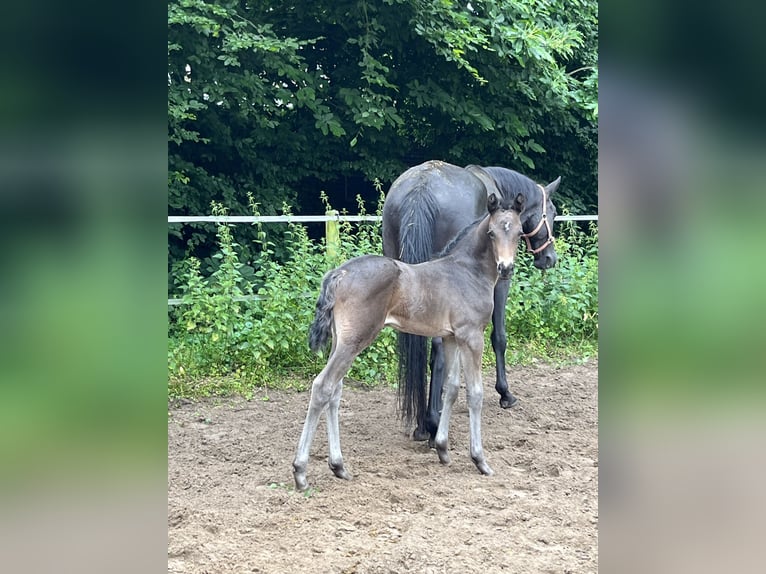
168;359;598;574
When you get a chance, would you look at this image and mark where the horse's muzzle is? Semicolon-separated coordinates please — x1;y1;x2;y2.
534;252;557;270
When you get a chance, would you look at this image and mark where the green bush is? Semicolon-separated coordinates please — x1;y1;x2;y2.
168;197;598;397
505;218;598;360
168;193;399;396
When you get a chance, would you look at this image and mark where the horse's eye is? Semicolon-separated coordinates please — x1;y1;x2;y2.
487;230;495;239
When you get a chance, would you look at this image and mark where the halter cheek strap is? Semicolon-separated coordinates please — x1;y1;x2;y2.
520;184;555;255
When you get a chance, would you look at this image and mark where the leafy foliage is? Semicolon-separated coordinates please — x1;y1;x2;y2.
505;218;598;359
168;0;598;280
168;195;399;395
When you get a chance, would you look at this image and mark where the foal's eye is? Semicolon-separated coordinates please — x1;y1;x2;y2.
487;230;495;239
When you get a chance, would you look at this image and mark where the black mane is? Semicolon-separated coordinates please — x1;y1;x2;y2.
434;216;484;259
482;167;539;207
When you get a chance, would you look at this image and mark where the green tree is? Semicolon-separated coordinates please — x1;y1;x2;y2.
168;0;598;285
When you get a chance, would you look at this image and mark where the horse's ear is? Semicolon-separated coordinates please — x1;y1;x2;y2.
487;193;500;213
513;192;525;213
545;176;562;195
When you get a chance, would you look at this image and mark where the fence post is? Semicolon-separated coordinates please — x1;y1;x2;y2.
325;209;340;261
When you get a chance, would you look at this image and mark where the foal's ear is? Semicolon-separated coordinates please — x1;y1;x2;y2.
512;192;525;213
487;193;500;213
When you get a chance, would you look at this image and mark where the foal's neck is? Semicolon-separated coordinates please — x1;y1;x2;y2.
443;216;497;282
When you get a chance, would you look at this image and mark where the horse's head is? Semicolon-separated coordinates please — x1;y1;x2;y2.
487;192;524;280
522;177;560;270
467;165;561;271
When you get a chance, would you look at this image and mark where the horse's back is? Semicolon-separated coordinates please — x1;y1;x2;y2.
385;160;484;210
382;161;487;258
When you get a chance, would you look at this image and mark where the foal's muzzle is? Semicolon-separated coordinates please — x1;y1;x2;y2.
497;262;515;280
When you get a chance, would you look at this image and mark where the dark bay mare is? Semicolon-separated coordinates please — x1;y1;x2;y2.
293;193;524;491
382;160;560;441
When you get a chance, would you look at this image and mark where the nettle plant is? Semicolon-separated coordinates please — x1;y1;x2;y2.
169;193;399;391
505;217;598;355
170;202;253;378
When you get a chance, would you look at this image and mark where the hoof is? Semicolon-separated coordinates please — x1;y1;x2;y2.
475;460;494;476
412;427;431;442
436;447;451;465
329;462;352;481
499;394;518;409
294;472;309;492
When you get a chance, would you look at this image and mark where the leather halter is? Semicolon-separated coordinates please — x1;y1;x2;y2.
520;184;555;255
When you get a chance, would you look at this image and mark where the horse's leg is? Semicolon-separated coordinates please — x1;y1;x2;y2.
293;345;357;491
415;337;445;443
433;338;460;465
461;335;494;476
491;278;517;409
325;378;351;481
412;337;431;441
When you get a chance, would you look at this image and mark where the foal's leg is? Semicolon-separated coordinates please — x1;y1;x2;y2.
461;336;494;476
433;338;460;465
325;379;350;480
491;278;518;409
293;346;357;491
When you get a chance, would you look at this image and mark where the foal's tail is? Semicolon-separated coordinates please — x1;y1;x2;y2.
308;269;342;353
396;190;437;428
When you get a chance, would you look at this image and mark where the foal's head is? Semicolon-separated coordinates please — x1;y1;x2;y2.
486;193;524;280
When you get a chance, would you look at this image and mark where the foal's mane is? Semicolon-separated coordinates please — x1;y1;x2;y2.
434;216;484;259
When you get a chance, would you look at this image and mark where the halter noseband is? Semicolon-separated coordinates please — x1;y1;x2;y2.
520;184;555;255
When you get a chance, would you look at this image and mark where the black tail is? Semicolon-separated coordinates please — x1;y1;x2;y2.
396;191;438;428
397;332;429;426
308;269;341;353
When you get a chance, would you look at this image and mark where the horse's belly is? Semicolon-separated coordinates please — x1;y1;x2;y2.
384;314;452;338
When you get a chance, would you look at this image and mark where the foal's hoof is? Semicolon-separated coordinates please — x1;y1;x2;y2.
329;463;352;481
499;394;518;409
436;447;451;465
294;472;309;492
475;460;494;476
